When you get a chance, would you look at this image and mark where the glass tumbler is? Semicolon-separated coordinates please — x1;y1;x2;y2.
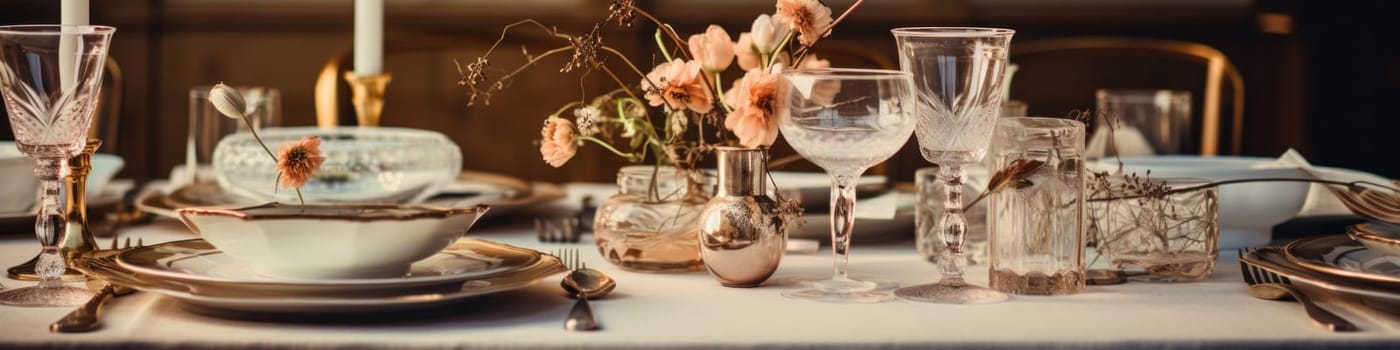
987;117;1087;295
183;86;280;185
1089;177;1219;282
1087;89;1190;158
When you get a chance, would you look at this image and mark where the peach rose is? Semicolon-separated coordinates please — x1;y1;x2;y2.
773;0;834;47
540;117;577;168
688;25;735;73
640;60;714;114
734;33;762;71
724;68;782;148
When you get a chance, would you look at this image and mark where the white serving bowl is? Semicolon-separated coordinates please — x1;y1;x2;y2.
88;153;124;197
213;127;462;204
0;142;124;212
1100;156;1312;248
177;203;489;280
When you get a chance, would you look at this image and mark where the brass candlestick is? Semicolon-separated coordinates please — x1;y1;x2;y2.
344;72;391;127
8;138;102;281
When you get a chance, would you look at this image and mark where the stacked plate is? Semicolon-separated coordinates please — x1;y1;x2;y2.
76;238;566;318
1242;223;1400;312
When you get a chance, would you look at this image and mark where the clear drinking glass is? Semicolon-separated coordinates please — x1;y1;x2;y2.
0;25;115;307
1087;89;1191;158
777;68;915;303
986;117;1087;295
182;86;280;185
891;27;1014;304
999;100;1028;118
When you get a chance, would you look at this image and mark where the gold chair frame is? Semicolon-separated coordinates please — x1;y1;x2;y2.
1012;37;1245;155
90;57;122;148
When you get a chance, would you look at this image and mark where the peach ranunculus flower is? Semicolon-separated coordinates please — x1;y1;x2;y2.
724;68;783;148
688;25;735;73
276;136;327;189
734;33;762;71
540;117;578;168
749;14;789;57
799;54;841;105
773;0;834;47
640;60;714;114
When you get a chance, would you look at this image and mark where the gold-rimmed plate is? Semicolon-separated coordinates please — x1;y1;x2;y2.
1348;222;1400;258
78;247;565;316
421;170;565;217
1284;234;1400;285
116;238;544;296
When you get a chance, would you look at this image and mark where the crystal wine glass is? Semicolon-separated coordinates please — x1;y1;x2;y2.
777;68;915;303
891;27;1014;304
0;25;115;307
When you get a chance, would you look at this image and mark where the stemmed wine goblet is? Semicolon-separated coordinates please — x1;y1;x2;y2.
777;68;915;303
0;25;115;307
891;27;1014;304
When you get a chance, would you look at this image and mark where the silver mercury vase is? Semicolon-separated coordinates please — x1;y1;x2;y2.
698;146;786;287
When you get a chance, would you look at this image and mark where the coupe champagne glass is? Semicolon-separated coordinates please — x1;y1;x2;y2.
891;27;1014;304
0;25;115;307
778;68;915;303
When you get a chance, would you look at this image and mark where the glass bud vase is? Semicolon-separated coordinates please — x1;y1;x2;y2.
1089;177;1219;282
698;147;785;287
595;165;708;272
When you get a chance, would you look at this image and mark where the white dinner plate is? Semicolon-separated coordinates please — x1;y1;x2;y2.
81;249;565;317
115;239;545;295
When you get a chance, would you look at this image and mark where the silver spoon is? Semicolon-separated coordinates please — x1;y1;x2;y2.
558;249;615;331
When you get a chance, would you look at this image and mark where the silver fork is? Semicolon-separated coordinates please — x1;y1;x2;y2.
51;236;144;333
556;248;601;331
1238;248;1357;332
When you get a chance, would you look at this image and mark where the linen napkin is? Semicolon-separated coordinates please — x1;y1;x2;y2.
1263;149;1394;217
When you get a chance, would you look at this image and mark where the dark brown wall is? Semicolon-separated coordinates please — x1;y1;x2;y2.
1;0;1394;183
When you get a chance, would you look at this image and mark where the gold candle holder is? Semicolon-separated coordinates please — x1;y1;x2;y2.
8;138;102;281
344;72;392;127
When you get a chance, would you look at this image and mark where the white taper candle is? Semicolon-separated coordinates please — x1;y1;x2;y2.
59;0;88;93
353;0;384;76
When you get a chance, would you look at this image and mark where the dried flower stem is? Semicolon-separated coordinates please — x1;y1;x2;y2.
618;2;691;61
238;118;277;162
238;116;306;204
1091;178;1399;202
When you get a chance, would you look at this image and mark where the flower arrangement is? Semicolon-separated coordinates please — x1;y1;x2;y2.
456;0;863;202
208;83;325;204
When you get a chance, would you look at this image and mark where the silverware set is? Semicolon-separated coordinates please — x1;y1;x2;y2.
555;248;615;332
536;196;596;244
536;217;583;243
1237;248;1357;332
50;235;144;333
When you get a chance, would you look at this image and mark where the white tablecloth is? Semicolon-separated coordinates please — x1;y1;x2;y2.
1;184;1398;349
